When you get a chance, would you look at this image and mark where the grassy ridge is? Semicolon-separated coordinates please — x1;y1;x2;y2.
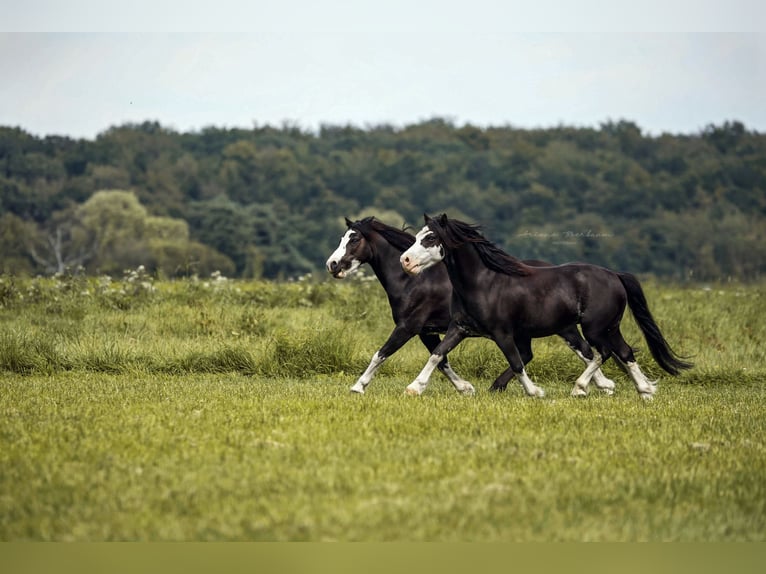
1;271;764;540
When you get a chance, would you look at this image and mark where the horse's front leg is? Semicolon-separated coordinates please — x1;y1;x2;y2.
351;324;414;394
419;333;474;394
406;325;471;396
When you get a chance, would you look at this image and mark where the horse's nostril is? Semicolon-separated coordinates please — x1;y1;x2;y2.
330;261;338;271
403;256;409;264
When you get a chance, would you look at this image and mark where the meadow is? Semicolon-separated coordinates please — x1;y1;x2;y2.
0;268;764;541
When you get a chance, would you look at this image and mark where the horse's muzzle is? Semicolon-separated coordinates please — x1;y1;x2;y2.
400;255;420;275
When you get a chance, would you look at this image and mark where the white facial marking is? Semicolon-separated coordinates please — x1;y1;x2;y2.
326;229;361;278
400;226;444;275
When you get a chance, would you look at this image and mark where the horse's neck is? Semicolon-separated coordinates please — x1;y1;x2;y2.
444;244;493;293
367;236;409;291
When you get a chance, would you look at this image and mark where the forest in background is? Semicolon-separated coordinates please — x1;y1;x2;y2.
1;118;764;281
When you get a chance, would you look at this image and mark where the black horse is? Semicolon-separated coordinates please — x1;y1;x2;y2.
326;216;615;395
400;214;692;399
326;217;474;394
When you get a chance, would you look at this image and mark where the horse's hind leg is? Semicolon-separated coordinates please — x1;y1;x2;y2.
420;333;474;394
558;327;615;397
488;367;514;392
572;351;604;397
585;324;656;400
591;365;616;394
606;328;657;400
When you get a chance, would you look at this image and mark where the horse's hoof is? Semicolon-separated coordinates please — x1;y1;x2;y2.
533;387;545;398
595;379;616;394
349;385;365;395
488;385;506;393
459;385;476;396
571;387;587;398
639;392;654;401
404;387;421;396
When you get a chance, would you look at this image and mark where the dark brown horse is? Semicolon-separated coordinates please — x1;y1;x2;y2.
400;214;692;398
326;216;615;395
326;217;473;394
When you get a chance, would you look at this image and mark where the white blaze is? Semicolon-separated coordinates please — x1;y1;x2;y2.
326;229;361;278
400;226;444;275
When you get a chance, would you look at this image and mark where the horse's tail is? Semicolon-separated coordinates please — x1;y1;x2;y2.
617;272;693;375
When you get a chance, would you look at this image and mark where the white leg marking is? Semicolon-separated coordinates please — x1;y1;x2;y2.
439;362;476;395
572;350;615;396
571;352;603;397
350;351;385;394
592;368;616;395
517;369;545;398
626;361;657;400
406;354;442;395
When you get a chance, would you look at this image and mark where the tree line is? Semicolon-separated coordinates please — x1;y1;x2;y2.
1;118;764;281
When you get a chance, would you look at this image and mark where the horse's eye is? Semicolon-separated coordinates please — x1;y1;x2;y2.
422;233;438;247
349;233;360;244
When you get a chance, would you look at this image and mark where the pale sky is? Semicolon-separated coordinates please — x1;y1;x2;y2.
2;1;765;139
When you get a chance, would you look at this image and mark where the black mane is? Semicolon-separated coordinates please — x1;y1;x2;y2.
352;217;415;252
428;216;530;277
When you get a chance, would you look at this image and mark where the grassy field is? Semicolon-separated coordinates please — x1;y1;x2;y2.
0;269;764;541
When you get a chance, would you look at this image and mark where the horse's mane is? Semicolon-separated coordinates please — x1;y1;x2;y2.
428;216;530;277
351;217;415;252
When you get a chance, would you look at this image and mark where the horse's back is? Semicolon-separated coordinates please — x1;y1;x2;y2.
543;262;627;324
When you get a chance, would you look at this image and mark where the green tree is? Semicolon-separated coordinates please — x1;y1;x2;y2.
24;203;96;274
187;195;254;274
1;120;765;280
0;213;37;275
77;190;147;272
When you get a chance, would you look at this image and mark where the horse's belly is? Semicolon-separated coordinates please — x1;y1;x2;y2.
520;307;580;337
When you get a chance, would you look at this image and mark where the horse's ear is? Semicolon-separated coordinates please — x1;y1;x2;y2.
423;213;432;223
344;217;353;228
438;213;448;226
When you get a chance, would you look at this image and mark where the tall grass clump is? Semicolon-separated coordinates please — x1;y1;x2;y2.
0;329;68;374
261;324;364;377
0;275;21;308
170;345;258;375
73;341;136;374
0;329;41;374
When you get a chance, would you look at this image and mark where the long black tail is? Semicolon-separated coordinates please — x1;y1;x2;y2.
617;272;693;375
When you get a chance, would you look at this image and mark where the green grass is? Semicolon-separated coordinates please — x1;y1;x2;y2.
0;272;764;540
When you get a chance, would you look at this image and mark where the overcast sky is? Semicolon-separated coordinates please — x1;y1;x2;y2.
2;1;765;139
